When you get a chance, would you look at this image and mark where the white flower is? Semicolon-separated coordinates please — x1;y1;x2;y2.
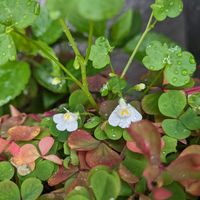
108;98;142;128
53;110;79;132
52;77;62;85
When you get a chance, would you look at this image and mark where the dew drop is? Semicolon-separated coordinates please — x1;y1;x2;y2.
189;56;196;64
177;52;182;57
170;2;174;6
23;15;27;19
166;9;169;12
2;52;6;56
177;61;182;65
149;66;155;70
174;70;179;74
8;44;12;48
181;69;188;76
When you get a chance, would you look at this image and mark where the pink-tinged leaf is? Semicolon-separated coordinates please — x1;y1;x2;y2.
78;152;90;170
8;126;41;141
39;136;54;156
43;111;55;117
167;154;200;181
127;141;143;154
179;145;200;157
118;164;139;184
5;141;20;156
48;165;79;186
0;114;9;124
16;162;35;176
12;144;40;166
88;74;107;92
0;138;10;154
128;120;161;165
181;180;200;196
68;130;100;151
153;187;172;200
86;143;121;168
9;105;22;117
28;114;41;122
43;155;62;165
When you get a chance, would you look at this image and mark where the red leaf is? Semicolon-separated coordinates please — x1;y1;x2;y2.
88;74;107;92
99;99;118;118
167;154;200;181
78;152;90;170
126;141;143;154
153;187;172;200
39;136;54;156
48;165;79;186
68;129;100;151
127;120;161;165
5;141;20;156
86;143;121;168
181;180;200;196
43;155;62;165
9;105;22;117
11;144;40;166
8;126;41;141
179;145;200;157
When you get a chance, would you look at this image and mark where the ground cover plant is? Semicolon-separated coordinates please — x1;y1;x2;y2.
0;0;200;199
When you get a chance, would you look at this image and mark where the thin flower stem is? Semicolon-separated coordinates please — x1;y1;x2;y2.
59;19;98;110
120;13;155;79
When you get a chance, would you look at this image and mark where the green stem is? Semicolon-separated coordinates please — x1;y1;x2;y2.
59;19;98;110
120;13;155;79
59;19;81;57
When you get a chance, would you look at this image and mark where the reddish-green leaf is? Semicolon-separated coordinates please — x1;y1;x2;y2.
86;143;121;168
43;155;62;165
8;126;40;141
39;136;54;156
68;130;100;151
153;187;172;200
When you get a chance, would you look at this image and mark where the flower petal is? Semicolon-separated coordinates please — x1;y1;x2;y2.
128;104;142;122
119;118;131;128
108;111;120;127
56;123;68;131
53;114;64;124
66;121;78;132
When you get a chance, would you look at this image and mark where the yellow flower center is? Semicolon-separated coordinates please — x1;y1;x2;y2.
119;108;130;117
64;113;72;120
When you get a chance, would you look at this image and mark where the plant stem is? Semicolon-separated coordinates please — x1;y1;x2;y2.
120;13;155;79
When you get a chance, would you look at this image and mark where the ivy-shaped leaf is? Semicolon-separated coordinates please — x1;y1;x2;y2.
188;92;200;113
0;0;40;29
143;41;196;86
89;37;113;69
0;61;31;106
151;0;183;21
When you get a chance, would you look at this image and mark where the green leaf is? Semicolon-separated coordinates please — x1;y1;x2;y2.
0;61;30;106
33;61;68;94
179;108;200;130
108;77;127;95
89;37;113;69
89;168;121;200
0;161;15;181
142;41;169;71
66;186;90;200
110;9;133;45
35;160;55;181
105;124;123;140
161;136;177;163
94;125;108;140
142;92;162;115
165;182;186;200
0;0;40;29
21;178;43;200
84;116;102;129
165;51;196;87
125;31;174;61
69;89;89;110
162;119;191;139
0;181;20;200
158;90;186;118
188;93;200;113
78;0;124;21
0;25;16;65
151;0;183;21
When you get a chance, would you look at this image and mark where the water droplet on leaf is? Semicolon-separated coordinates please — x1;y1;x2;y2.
181;69;188;76
34;2;40;15
172;77;177;83
189;56;195;64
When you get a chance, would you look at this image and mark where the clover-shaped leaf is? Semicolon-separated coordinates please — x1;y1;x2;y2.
142;41;169;71
89;37;113;69
158;90;186;118
143;41;196;86
151;0;183;21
